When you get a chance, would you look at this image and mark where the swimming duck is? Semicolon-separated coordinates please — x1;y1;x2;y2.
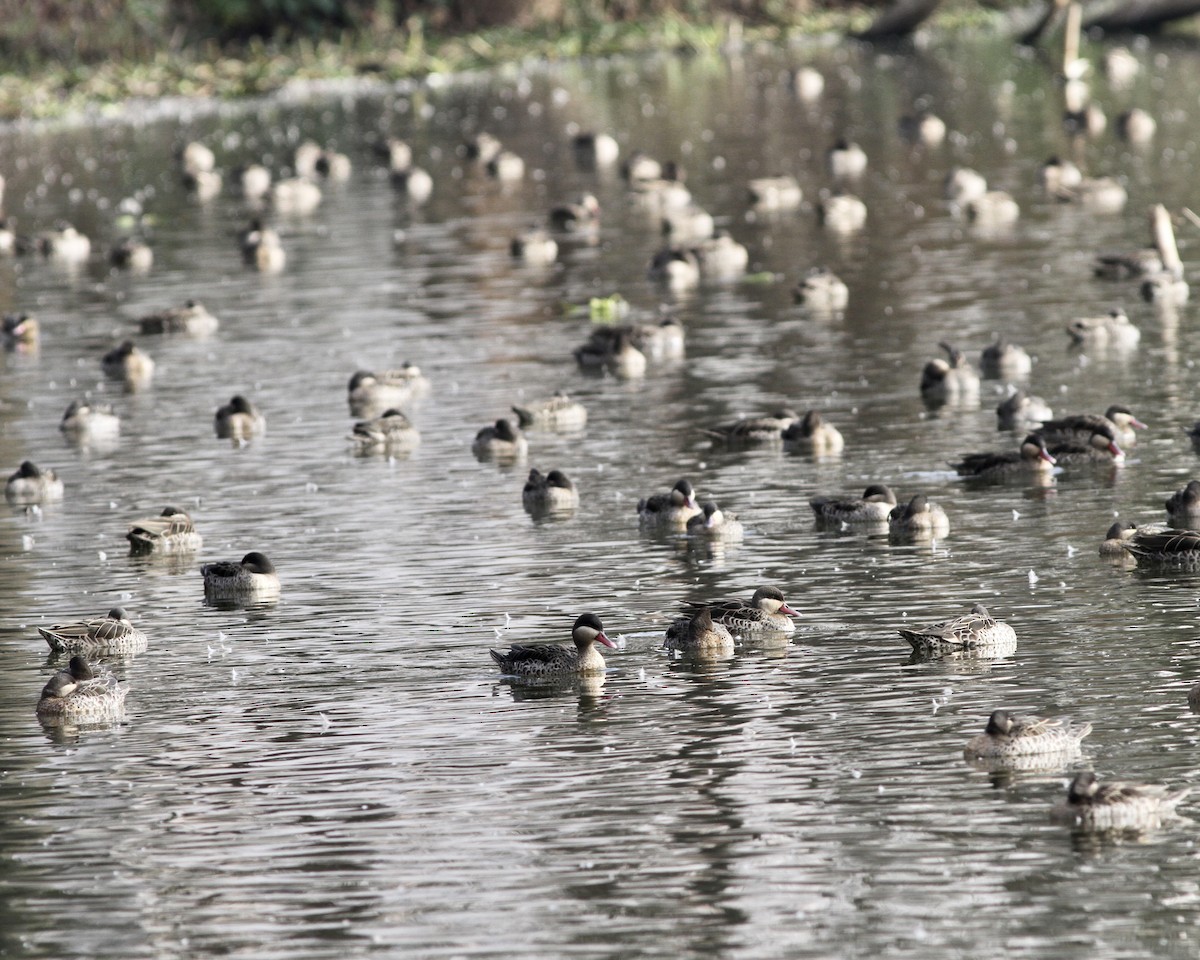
1166;481;1200;525
5;461;63;504
996;389;1053;431
661;204;715;243
1105;47;1140;85
818;193;867;233
573;328;647;379
522;468;579;512
101;340;155;389
1051;771;1190;831
898;110;946;146
979;338;1033;379
465;132;504;165
306;143;352;181
350;408;420;454
347;365;430;418
60;400;120;440
1046;422;1124;465
35;223;91;262
920;342;981;405
899;604;1016;657
964;709;1092;763
2;313;38;348
486;150;525;181
1121;528;1200;569
630;176;692;215
747;176;802;211
37;656;126;723
202;552;280;599
1039;156;1083;195
638;478;701;530
826;139;867;179
239;163;272;200
809;484;897;524
951;433;1056;479
965;191;1019;226
509;227;557;266
138;300;219;336
183;169;222;201
887;494;950;539
790;66;824;100
683;586;797;636
647;246;701;288
685;502;744;542
943;167;988;206
1067;177;1129;214
571;133;619;167
491;613;614;677
548;193;601;232
1038;406;1145;448
1099;520;1138;558
512;392;587;432
1066;307;1140;349
1093;247;1162;280
621;151;666;183
664;606;735;659
781;410;845;455
214;395;266;441
127;506;202;554
706;408;799;445
38;607;147;655
793;267;849;311
240;219;286;272
271;177;322;215
180;141;215;177
1117;108;1156;144
110;237;153;271
390;165;434;204
472;418;527;460
697;231;749;277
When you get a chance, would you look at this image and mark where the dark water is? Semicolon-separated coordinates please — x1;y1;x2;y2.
3;30;1200;959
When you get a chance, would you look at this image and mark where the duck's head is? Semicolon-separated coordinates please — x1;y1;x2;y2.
671;479;697;509
1067;771;1099;802
752;586;797;617
1021;434;1056;465
241;552;276;574
984;709;1015;736
573;612;614;648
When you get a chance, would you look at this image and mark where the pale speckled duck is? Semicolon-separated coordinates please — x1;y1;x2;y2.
472;418;528;460
887;494;950;539
522;469;579;512
979;338;1032;379
1038;405;1145;449
1066;308;1140;350
60;400;120;440
240;219;286;272
214;395;266;441
509;226;557;266
818;193;867;233
38;607;148;656
101;340;155;390
138;300;219;336
350;409;420;454
793;267;848;312
664;606;735;659
683;586;797;636
548;193;601;232
920;342;980;405
490;613;614;678
127;506;202;554
1121;528;1200;569
202;552;280;600
347;365;430;419
747;176;802;211
996;389;1053;432
1051;771;1190;831
647;245;701;289
638;479;701;530
964;709;1092;764
685;502;743;542
37;656;126;724
826;138;867;179
5;461;63;504
810;484;897;524
1166;481;1200;525
899;604;1016;657
110;237;153;271
512;391;587;432
781;410;845;455
706;408;799;445
951;433;1056;480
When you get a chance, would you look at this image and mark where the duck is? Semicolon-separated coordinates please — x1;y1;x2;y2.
1093;247;1162;280
548;193;601;232
390;165;434;204
271;177;322;215
239;163;272;200
347;365;430;418
109;237;153;271
240;219;286;272
781;410;845;455
101;340;155;389
887;494;950;539
1117;108;1156;144
1066;308;1140;349
920;342;981;405
1038;406;1145;448
1039;156;1083;195
1105;47;1140;85
747;176;802;211
38;607;148;655
818;193;867;233
706;408;799;445
1166;481;1200;524
664;606;735;659
472;418;528;460
1051;771;1190;831
5;461;63;504
964;709;1092;763
944;167;988;205
509;227;557;266
826;138;867;179
202;552;281;599
571;133;619;167
2;313;39;348
1066;177;1128;214
522;468;579;512
621;151;666;183
899;603;1017;657
60;400;120;440
979;338;1032;379
630;175;692;214
214;395;266;441
661;204;715;242
1046;422;1124;466
35;223;91;262
1099;520;1138;558
512;391;587;431
809;484;897;524
127;506;202;554
491;613;614;677
683;586;797;636
465;132;504;165
573;328;647;379
790;66;824;100
36;656;126;723
965;191;1019;226
301;142;351;181
638;479;701;530
697;231;749;277
179;140;215;177
647;246;701;288
685;502;744;542
898;110;946;146
996;389;1053;431
486;150;525;181
183;168;223;201
1121;528;1200;569
349;408;420;454
951;433;1056;479
138;299;219;336
793;267;849;311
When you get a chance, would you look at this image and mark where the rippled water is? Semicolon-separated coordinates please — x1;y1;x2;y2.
4;31;1200;959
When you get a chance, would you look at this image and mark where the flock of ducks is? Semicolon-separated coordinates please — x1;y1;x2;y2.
5;36;1196;836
